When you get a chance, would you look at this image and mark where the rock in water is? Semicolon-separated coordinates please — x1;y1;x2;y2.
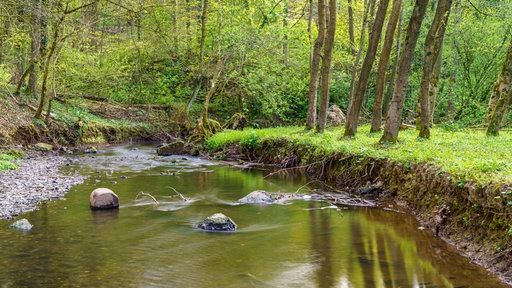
238;190;273;204
198;213;237;232
156;141;186;156
9;218;33;231
90;188;120;210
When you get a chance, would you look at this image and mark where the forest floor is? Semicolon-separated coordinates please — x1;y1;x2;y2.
1;94;512;285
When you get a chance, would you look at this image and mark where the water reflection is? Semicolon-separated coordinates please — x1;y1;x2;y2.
0;145;507;288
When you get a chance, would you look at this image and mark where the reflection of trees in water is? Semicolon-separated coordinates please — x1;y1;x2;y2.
309;202;335;287
306;205;460;287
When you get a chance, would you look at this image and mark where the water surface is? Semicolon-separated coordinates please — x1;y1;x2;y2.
0;145;507;287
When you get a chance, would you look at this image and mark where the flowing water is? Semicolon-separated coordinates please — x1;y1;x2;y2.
0;145;507;288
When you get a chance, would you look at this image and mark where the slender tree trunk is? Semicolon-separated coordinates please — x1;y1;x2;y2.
306;0;326;130
344;0;390;137
199;0;208;70
316;0;336;133
35;16;64;119
417;0;452;139
429;40;444;121
370;0;402;133
188;0;209;115
283;0;288;66
486;37;512;136
383;5;403;118
380;0;429;143
348;0;371;114
347;0;356;56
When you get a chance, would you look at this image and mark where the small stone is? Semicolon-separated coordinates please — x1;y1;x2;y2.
9;218;33;231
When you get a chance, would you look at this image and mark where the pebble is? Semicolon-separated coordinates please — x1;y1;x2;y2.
0;152;84;220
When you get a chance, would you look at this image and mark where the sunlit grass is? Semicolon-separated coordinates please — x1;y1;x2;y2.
0;154;17;171
207;125;512;185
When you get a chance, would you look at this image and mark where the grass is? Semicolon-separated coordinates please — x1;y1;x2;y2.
207;125;512;185
0;153;18;171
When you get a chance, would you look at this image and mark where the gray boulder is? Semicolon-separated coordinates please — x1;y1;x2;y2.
90;188;120;210
157;141;186;156
198;213;237;232
9;218;33;231
238;190;274;204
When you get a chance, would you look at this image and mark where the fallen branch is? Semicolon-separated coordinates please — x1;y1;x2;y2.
136;191;159;205
168;186;189;201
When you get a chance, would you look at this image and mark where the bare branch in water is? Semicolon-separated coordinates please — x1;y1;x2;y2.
167;187;190;201
136;191;160;205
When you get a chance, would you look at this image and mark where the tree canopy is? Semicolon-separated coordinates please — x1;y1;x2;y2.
0;0;511;136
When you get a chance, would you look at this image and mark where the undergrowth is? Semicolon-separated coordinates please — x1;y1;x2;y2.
206;125;512;185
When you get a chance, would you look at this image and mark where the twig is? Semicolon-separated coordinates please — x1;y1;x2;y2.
168;186;189;201
136;191;159;205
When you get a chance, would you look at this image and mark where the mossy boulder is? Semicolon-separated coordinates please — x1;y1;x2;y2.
33;142;53;152
198;213;237;232
157;141;186;156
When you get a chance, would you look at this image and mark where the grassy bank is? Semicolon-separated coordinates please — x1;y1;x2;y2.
207;125;512;185
206;125;512;283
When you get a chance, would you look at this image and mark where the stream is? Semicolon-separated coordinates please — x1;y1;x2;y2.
0;145;507;287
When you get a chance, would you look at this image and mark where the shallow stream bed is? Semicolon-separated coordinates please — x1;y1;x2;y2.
0;145;508;287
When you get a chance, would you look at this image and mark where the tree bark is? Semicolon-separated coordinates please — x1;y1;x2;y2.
383;5;404;118
417;0;452;139
348;0;371;115
347;0;356;56
486;37;512;136
344;0;390;137
199;0;208;70
380;0;429;143
370;0;402;133
306;0;326;130
316;0;336;133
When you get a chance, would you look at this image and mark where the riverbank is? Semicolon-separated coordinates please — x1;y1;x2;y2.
206;126;512;285
0;150;84;220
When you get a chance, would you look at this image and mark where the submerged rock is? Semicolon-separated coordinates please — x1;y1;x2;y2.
9;218;33;231
157;141;186;156
198;213;237;232
238;190;274;204
90;188;120;210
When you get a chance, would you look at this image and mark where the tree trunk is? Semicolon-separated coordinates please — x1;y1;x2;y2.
429;40;444;121
370;0;402;133
383;5;404;118
199;0;208;70
344;0;390;137
347;0;356;56
305;0;326;130
380;0;429;143
316;0;336;133
486;37;512;136
348;0;371;115
417;0;452;139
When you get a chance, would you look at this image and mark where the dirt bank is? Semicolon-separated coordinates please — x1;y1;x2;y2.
211;138;512;286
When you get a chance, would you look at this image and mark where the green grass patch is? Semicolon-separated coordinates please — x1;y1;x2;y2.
0;153;18;171
207;125;512;185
